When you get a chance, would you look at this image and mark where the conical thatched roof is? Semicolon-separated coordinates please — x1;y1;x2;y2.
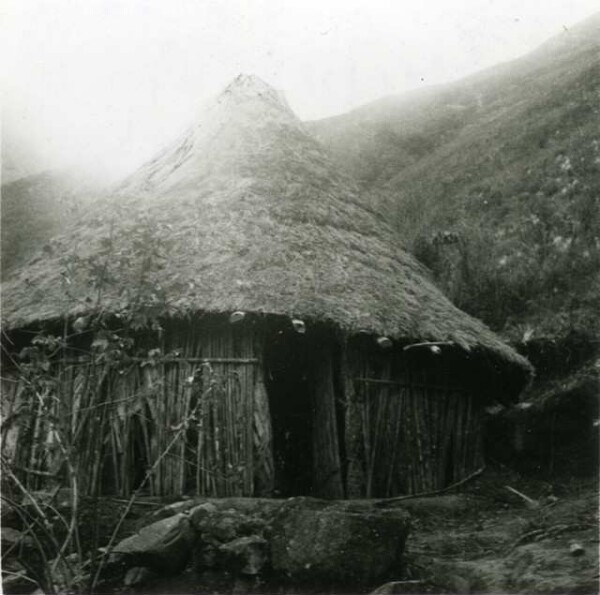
1;75;531;379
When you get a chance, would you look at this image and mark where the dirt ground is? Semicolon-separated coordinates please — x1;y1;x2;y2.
396;467;599;594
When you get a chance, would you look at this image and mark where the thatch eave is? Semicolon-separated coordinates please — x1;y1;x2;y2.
1;300;533;392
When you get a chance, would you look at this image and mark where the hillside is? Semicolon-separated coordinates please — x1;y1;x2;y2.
1;122;48;185
1;171;103;279
310;13;600;342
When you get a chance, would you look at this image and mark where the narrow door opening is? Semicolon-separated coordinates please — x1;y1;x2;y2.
264;329;313;496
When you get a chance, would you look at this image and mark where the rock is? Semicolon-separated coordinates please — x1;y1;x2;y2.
123;566;157;587
1;527;36;553
219;535;268;575
190;505;269;576
1;499;21;529
189;502;219;529
137;499;198;530
188;497;282;518
270;499;410;586
1;559;37;594
155;499;196;516
190;505;267;544
199;512;238;543
2;571;36;595
112;512;194;574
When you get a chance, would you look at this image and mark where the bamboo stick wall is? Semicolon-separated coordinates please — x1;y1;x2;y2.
2;318;274;498
3;321;486;500
344;344;484;498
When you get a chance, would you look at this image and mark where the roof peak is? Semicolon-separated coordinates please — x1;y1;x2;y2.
218;74;290;110
230;72;271;88
228;73;273;89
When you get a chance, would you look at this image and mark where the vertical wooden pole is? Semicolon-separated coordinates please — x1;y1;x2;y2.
310;336;344;499
342;341;365;498
419;371;434;492
252;327;274;497
435;377;449;490
242;328;255;496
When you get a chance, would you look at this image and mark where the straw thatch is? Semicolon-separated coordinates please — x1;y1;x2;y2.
1;74;531;381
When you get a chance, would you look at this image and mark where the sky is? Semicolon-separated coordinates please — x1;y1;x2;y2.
2;0;599;182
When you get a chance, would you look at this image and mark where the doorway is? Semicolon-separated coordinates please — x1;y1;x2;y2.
264;328;314;496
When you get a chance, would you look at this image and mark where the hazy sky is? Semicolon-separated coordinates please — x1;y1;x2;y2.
2;0;599;182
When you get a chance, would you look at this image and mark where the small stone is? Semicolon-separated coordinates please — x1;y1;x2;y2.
219;535;268;575
124;566;155;587
1;527;36;552
189;502;218;528
205;515;239;543
192;507;265;544
196;544;219;569
112;513;194;574
2;559;37;594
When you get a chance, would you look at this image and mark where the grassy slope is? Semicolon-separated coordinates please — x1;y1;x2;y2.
310;14;600;342
1;171;102;280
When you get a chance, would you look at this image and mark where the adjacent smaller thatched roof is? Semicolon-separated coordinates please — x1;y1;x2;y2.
1;75;532;387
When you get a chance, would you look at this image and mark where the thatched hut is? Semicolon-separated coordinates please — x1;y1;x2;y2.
1;75;532;500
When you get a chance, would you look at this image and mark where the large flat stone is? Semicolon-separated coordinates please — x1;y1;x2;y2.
270;498;410;586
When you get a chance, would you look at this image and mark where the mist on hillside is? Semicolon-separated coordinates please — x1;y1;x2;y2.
3;2;599;184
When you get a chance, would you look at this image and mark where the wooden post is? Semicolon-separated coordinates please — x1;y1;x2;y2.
310;338;344;499
342;342;366;498
253;368;274;496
